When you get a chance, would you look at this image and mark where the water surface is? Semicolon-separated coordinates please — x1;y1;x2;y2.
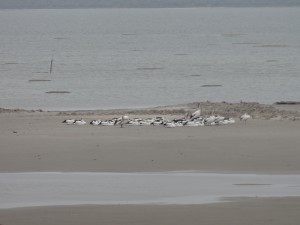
1;172;300;209
0;8;299;110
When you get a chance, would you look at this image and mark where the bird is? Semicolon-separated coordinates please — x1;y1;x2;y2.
240;113;251;124
62;119;75;125
74;119;86;125
164;122;176;128
115;115;129;128
183;121;200;127
191;109;201;120
90;120;101;125
214;115;225;124
204;115;216;125
151;120;163;126
100;120;115;126
87;113;239;128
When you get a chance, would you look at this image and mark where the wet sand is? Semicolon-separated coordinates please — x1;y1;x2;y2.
1;198;300;225
0;102;300;224
2;172;300;209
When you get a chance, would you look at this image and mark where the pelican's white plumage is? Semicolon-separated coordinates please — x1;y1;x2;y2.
90;120;101;125
164;122;176;128
204;115;216;125
62;119;75;125
101;121;115;126
115;115;129;128
240;113;251;123
191;109;201;119
74;119;86;125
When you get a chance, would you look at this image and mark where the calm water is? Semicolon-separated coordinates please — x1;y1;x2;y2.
0;8;299;110
1;172;300;209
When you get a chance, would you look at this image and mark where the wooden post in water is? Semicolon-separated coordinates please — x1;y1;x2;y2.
50;56;53;74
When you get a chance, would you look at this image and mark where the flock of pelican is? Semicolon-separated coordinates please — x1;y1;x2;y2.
62;109;251;128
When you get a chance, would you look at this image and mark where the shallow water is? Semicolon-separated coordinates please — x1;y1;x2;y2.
1;172;300;209
0;8;300;110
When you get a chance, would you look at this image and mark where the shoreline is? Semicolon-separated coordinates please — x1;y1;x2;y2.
1;101;300;119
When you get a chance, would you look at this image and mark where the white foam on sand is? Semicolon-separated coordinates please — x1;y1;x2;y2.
1;172;300;209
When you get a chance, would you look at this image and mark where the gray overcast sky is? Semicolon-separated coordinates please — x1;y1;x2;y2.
0;0;300;9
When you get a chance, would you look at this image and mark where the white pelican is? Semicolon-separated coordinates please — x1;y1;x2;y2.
101;120;115;126
164;122;176;128
240;113;251;124
183;120;199;127
152;120;163;126
214;116;225;124
90;120;101;125
191;109;201;119
139;120;152;126
62;119;75;125
115;115;129;128
74;119;86;125
204;115;216;125
127;120;140;126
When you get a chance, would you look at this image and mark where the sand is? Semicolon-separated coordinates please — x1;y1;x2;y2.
0;198;300;225
1;102;300;224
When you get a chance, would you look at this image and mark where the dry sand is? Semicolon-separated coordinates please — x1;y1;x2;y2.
1;102;300;224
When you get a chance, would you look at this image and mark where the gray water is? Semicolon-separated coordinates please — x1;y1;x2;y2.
1;172;300;209
0;8;299;110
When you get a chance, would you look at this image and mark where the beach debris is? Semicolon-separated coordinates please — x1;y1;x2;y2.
240;113;251;124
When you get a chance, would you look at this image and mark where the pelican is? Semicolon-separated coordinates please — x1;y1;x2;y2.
139;120;152;126
151;120;163;126
204;115;216;125
164;122;176;128
191;109;201;120
74;119;86;125
127;120;140;126
183;121;200;127
62;119;75;125
101;120;115;126
90;120;101;125
240;113;251;124
214;116;225;124
115;115;129;128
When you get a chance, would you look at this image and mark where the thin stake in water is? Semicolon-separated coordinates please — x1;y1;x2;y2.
50;56;53;74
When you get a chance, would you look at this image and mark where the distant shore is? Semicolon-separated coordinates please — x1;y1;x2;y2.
1;101;300;120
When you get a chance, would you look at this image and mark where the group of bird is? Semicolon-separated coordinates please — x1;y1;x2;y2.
62;109;251;128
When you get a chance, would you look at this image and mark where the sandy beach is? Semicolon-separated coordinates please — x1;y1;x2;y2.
1;102;300;224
